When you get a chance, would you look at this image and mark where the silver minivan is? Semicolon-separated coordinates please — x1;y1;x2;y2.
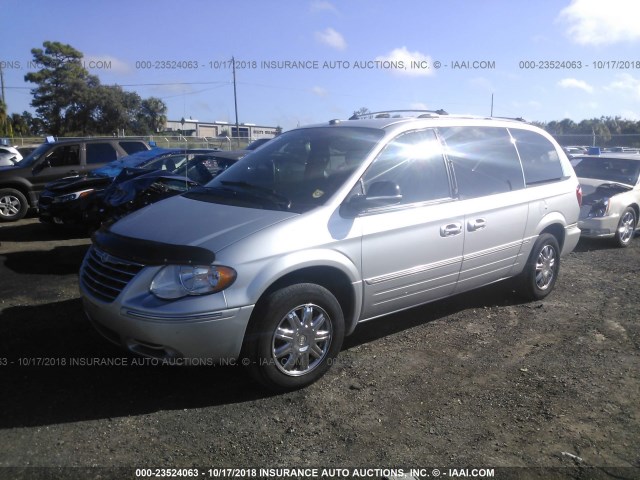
80;112;582;390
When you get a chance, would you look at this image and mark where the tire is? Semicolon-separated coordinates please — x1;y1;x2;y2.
613;207;636;248
243;283;345;391
517;233;560;301
0;188;28;222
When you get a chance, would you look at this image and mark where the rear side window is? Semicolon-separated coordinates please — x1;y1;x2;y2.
362;129;451;205
86;143;117;164
119;141;149;154
440;126;524;199
510;129;565;185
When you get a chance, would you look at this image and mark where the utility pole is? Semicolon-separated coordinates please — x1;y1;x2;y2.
0;63;5;104
232;56;240;149
490;93;494;117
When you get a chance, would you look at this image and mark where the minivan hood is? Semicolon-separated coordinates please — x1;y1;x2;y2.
109;194;298;253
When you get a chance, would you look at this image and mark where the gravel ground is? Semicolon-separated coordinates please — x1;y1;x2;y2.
0;218;638;480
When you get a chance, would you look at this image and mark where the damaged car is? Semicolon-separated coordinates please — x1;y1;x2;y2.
574;154;640;247
97;153;237;224
38;148;221;229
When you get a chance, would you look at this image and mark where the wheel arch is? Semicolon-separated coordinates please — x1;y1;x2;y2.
627;203;639;224
0;181;33;206
538;222;566;251
250;264;361;337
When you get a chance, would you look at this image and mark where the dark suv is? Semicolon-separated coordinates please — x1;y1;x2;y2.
0;138;149;221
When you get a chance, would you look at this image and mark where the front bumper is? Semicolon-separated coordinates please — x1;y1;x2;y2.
81;285;254;363
578;214;619;239
38;196;85;225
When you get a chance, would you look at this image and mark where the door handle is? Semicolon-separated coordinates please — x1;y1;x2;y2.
468;218;487;231
67;170;79;176
440;223;463;237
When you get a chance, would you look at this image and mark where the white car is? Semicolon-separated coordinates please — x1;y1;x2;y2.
574;154;640;247
0;146;23;167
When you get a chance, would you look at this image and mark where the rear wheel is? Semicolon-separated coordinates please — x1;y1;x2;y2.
243;283;345;391
0;188;28;222
613;207;636;248
517;233;560;300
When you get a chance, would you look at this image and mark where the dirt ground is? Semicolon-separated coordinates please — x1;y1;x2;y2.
0;217;638;480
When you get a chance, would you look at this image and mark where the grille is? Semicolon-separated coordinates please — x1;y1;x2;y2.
81;246;145;302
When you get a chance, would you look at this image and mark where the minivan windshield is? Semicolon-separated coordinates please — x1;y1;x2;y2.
187;126;383;213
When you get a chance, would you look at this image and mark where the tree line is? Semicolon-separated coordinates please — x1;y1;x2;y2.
0;41;167;138
533;117;640;147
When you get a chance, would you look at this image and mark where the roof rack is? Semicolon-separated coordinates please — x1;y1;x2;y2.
347;110;530;124
348;109;449;120
490;116;527;122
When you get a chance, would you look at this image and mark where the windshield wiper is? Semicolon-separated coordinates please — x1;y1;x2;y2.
219;181;291;209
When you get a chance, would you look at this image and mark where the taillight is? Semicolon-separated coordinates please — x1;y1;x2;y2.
576;184;583;206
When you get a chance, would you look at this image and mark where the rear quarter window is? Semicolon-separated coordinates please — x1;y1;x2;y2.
119;141;149;154
510;129;565;185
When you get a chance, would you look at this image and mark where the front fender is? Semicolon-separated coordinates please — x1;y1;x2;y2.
233;248;364;335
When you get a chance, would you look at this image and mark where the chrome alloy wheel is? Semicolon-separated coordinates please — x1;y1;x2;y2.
535;245;556;291
271;303;332;376
0;193;20;218
618;210;635;244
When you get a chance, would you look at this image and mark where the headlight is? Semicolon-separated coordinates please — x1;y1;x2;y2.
588;199;609;218
150;264;236;299
53;189;94;203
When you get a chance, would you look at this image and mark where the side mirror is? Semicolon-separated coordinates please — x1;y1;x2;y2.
341;180;402;217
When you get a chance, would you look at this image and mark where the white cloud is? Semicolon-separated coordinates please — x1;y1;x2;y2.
315;27;346;50
410;102;430;110
84;55;131;74
311;86;329;97
558;78;594;93
375;47;434;77
605;73;640;100
558;0;640;46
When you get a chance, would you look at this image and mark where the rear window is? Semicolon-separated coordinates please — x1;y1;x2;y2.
573;157;640;185
86;143;117;164
119;141;149;154
510;129;565;185
440;126;524;199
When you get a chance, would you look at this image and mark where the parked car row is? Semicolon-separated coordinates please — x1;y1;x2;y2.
8;119;640;391
0;137;272;224
0;137;151;221
38;148;242;229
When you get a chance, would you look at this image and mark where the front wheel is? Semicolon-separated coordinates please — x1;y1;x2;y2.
243;283;345;391
613;207;636;248
517;233;560;300
0;188;28;222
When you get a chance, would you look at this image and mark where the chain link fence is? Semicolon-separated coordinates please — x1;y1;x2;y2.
553;134;640;149
7;135;257;151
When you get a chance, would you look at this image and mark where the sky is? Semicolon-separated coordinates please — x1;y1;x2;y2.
2;0;640;133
